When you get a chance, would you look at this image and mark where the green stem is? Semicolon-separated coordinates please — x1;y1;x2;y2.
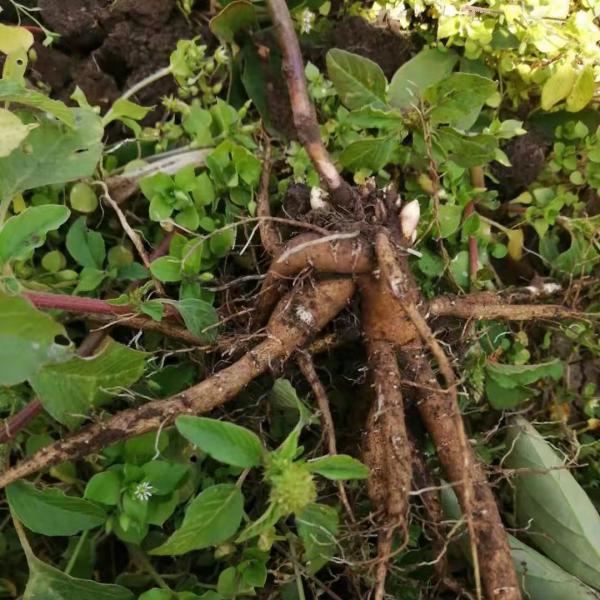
65;530;89;575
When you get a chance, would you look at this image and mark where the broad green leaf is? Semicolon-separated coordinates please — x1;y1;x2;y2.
296;503;339;574
426;73;497;127
270;378;314;438
485;377;534;409
176;416;265;468
0;80;75;127
438;128;497;168
307;455;369;480
541;63;577;111
0;24;34;54
236;503;283;543
0;108;36;157
173;298;219;343
142;460;189;496
566;66;595;113
449;250;469;288
210;0;256;43
24;554;133;600
389;48;458;109
30;339;146;428
66;216;106;269
7;480;106;536
0;205;70;265
0;109;103;200
150;484;244;555
102;98;152;127
442;486;600;600
150;256;182;282
340;136;397;172
346;106;405;130
0;295;68;385
505;417;600;588
326;49;387;110
84;471;122;506
486;359;564;389
438;204;463;238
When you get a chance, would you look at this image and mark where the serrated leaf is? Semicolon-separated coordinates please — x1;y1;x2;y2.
173;298;219;343
24;554;133;600
505;417;600;588
0;205;70;265
326;48;387;110
296;503;339;574
0;108;36;157
541;63;577;111
176;416;265;468
307;455;369;480
0;294;68;386
340;136;397;172
30;339;146;428
566;66;595;113
66;216;106;269
389;48;458;109
150;484;244;555
441;485;600;600
0;80;75;127
0;109;103;200
7;480;106;536
426;73;497;127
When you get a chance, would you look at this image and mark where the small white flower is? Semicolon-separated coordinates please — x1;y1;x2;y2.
133;481;154;502
300;9;316;34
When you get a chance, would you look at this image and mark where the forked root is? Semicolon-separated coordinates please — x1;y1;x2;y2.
0;279;355;489
402;352;521;600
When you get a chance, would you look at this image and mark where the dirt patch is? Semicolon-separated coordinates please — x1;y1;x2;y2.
2;0;209;110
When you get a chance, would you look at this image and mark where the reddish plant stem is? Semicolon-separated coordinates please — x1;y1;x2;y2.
465;167;485;287
24;291;130;315
0;330;107;445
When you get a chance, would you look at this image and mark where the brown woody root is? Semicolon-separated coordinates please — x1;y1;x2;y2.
265;0;354;209
254;232;373;325
403;352;521;600
0;279;355;489
359;276;413;600
256;142;282;256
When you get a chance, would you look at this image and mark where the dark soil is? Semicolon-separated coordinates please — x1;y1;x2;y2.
1;0;210;110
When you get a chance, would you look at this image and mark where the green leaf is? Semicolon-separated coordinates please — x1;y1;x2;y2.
505;417;600;588
449;250;469;288
176;416;265;468
150;256;182;283
340;136;397;172
566;65;595;113
7;480;106;536
296;503;339;574
541;63;577;111
441;485;600;600
103;98;152;128
75;267;108;293
0;24;34;54
326;48;387;110
0;205;70;265
183;106;214;146
236;503;283;543
84;471;122;506
426;73;497;127
486;359;564;389
24;554;133;600
30;339;146;428
438;128;498;168
150;484;244;556
438;204;463;238
0;79;75;127
485;377;534;409
346;106;405;130
0;108;36;157
210;0;256;43
66;216;106;269
0;109;103;200
307;455;369;480
389;48;458;109
0;294;68;386
173;298;219;343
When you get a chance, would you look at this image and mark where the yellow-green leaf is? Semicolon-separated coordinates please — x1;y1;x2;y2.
507;228;524;261
541;63;577;111
566;66;595;113
0;24;34;54
0;108;35;157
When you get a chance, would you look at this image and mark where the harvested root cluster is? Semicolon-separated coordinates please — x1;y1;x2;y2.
2;1;591;598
